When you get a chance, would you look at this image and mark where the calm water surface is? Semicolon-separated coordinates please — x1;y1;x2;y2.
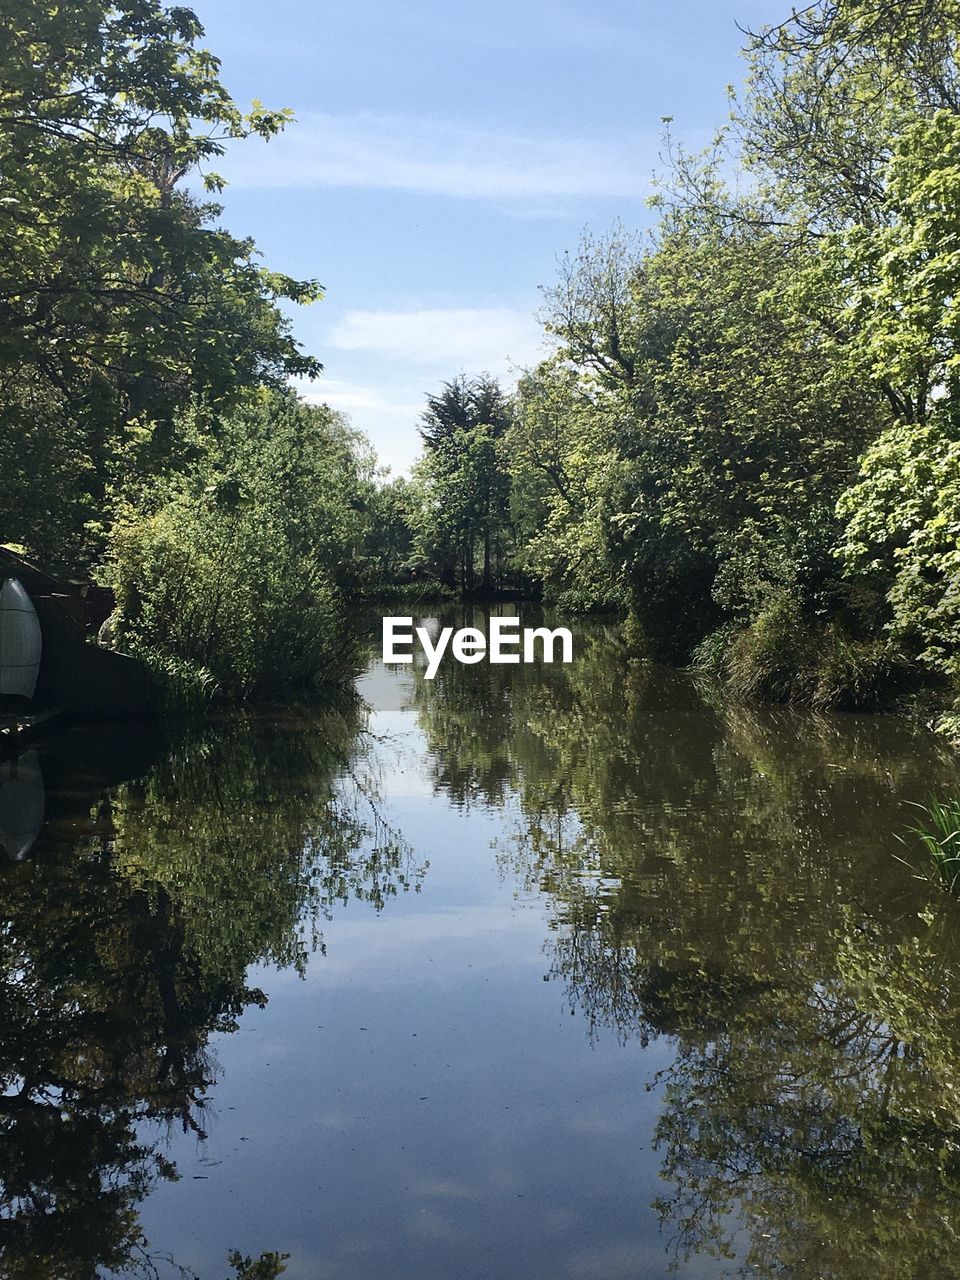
3;609;960;1279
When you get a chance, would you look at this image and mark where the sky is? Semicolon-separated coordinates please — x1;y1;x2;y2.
190;0;787;474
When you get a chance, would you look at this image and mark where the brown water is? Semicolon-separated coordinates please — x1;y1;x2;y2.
2;607;960;1280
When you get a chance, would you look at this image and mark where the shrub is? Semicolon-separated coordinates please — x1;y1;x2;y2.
723;593;907;710
812;627;906;711
691;625;736;677
105;496;348;699
725;593;817;703
99;393;367;700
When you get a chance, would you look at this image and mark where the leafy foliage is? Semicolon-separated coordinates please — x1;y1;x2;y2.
412;375;516;594
470;1;960;724
99;393;373;698
506;212;879;661
0;0;320;574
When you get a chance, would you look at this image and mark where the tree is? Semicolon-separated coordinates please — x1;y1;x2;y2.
415;375;513;594
362;476;419;585
737;0;960;231
100;391;374;699
0;0;321;570
736;4;960;723
515;215;879;657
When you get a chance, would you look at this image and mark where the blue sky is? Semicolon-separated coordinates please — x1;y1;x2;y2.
191;0;786;473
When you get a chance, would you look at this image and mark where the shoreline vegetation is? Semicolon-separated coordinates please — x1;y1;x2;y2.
4;3;960;738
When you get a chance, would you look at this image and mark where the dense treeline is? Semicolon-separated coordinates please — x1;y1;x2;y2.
0;0;383;700
401;2;960;734
6;1;960;723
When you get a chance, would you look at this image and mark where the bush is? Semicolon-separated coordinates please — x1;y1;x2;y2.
813;627;906;711
105;495;349;698
99;394;367;700
726;594;817;703
691;625;736;677
723;593;907;710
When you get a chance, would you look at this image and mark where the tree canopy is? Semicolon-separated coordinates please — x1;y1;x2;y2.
0;0;321;571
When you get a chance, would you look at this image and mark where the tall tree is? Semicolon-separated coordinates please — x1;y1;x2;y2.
0;0;321;569
416;374;513;593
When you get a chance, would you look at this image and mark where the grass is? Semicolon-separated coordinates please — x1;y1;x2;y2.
899;795;960;894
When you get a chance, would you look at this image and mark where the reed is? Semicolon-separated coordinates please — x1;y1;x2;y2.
901;796;960;894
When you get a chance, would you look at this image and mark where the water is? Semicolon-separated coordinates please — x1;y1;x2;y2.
3;608;960;1280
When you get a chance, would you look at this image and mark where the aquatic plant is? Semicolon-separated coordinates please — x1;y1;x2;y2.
902;796;960;894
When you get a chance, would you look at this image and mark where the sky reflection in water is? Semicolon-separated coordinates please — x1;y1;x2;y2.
3;610;960;1280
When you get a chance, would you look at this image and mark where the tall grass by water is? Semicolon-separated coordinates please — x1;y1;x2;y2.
901;796;960;894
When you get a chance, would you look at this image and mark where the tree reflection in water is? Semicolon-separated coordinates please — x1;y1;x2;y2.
413;609;960;1279
7;608;960;1279
0;698;421;1280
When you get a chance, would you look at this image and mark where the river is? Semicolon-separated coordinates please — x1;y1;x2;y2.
2;607;960;1280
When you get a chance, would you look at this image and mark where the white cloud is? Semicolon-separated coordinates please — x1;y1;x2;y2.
221;111;658;202
298;377;422;422
328;307;545;373
293;376;422;474
292;307;545;472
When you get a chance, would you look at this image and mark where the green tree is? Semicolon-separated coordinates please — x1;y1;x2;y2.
0;0;320;570
738;0;960;232
362;476;420;585
517;215;878;659
736;4;960;725
414;375;513;594
99;391;373;699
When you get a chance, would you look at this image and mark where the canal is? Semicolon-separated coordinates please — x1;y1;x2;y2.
2;609;960;1279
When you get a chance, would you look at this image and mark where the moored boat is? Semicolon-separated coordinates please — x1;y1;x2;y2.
0;577;42;700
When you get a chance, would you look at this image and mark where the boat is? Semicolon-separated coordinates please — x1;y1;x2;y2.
0;749;44;861
0;577;42;699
